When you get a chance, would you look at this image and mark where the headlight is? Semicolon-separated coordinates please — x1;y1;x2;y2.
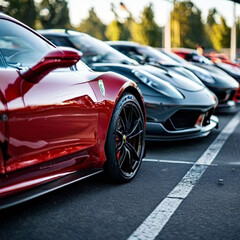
132;69;184;99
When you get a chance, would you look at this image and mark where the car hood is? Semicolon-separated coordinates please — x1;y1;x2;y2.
216;62;240;81
191;63;239;89
138;65;204;92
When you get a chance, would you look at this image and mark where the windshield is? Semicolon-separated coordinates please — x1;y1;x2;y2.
160;51;188;64
0;19;54;69
190;53;213;64
136;46;178;65
68;35;137;65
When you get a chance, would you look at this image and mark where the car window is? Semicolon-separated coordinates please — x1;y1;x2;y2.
122;46;139;58
114;46;132;57
45;36;73;48
0;50;6;68
136;46;178;65
0;19;54;69
188;53;213;64
68;35;137;65
161;51;187;64
75;60;92;72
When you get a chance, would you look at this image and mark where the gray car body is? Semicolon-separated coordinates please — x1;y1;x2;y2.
39;30;219;141
107;41;239;113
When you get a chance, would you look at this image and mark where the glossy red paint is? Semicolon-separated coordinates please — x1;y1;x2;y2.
204;52;240;68
0;69;142;198
172;50;188;60
0;14;145;201
233;87;240;102
21;48;81;83
172;49;199;61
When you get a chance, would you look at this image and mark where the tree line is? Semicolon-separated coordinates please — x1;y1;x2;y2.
0;0;239;50
0;0;71;29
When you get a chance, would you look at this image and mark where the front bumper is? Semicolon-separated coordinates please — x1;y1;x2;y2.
215;100;237;113
146;115;219;141
233;88;240;103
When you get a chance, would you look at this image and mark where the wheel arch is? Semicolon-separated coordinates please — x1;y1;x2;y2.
102;84;146;153
118;86;146;159
120;86;146;124
103;89;145;182
88;72;146;167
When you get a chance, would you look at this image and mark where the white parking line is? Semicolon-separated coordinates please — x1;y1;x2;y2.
128;112;240;240
143;159;218;166
143;159;194;165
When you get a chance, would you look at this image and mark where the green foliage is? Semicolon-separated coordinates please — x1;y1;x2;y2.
237;17;240;48
207;8;217;27
105;4;161;46
211;17;230;50
106;20;121;41
203;25;214;49
130;4;162;47
105;19;131;41
206;9;231;50
36;0;71;29
104;2;131;41
0;0;37;28
122;19;132;40
78;8;107;40
0;0;234;51
171;1;205;48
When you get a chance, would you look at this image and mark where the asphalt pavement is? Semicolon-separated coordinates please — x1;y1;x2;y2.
0;107;239;240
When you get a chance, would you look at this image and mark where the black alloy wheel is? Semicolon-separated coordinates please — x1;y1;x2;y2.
105;93;145;182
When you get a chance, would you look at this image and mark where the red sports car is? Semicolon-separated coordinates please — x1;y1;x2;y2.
0;14;146;209
204;52;240;68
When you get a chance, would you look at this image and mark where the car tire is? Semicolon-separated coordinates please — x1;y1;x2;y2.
104;92;145;182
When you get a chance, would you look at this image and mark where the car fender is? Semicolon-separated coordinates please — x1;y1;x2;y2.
88;71;145;163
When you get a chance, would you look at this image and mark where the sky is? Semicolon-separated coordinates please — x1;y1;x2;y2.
68;0;240;28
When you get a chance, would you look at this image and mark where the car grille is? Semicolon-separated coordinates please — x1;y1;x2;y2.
163;108;214;131
215;90;236;103
170;110;201;129
202;108;214;126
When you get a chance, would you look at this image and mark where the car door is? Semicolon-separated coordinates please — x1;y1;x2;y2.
0;18;99;173
0;53;8;174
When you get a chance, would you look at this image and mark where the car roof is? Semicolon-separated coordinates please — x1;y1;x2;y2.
106;41;142;47
0;12;15;20
172;48;198;54
37;29;85;37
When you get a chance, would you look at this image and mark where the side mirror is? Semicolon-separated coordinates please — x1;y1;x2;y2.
20;47;81;83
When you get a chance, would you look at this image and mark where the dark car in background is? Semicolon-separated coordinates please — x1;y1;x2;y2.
172;48;240;104
107;41;239;112
40;29;219;141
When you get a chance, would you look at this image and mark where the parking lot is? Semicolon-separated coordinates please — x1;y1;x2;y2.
0;108;240;240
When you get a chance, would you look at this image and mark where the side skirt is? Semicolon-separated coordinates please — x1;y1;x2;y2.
0;169;103;210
